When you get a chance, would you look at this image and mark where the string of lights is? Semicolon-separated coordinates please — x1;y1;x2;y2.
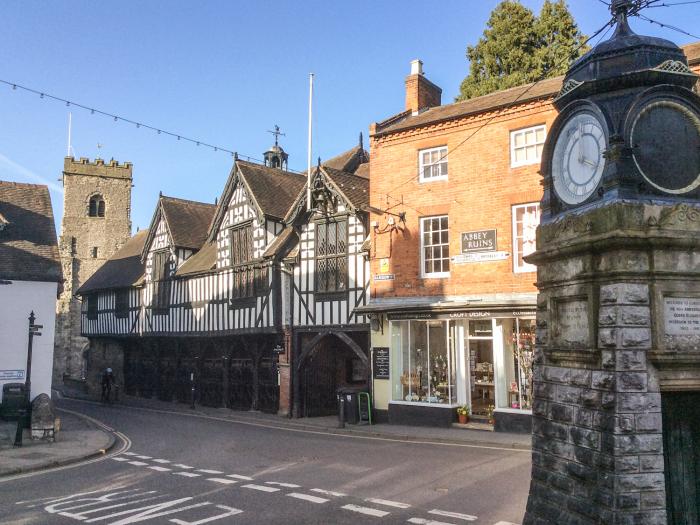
638;13;700;39
0;78;268;164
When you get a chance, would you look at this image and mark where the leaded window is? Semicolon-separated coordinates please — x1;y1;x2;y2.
316;219;348;294
86;294;98;320
229;224;253;267
152;250;172;313
115;289;129;318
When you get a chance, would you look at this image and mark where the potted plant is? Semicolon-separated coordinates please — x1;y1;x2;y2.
456;405;470;424
486;404;495;425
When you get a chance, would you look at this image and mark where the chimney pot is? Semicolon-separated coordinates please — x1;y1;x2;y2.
410;59;423;76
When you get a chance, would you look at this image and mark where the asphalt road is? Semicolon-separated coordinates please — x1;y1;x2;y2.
0;399;531;525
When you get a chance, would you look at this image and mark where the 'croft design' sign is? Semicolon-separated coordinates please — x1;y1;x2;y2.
461;229;496;253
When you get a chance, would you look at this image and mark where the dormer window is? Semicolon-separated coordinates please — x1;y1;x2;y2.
89;195;105;217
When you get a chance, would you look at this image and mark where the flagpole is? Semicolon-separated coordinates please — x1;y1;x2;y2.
306;73;314;212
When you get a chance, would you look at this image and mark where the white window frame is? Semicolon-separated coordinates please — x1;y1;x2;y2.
418;146;448;182
510;125;546;168
512;203;540;273
420;215;450;278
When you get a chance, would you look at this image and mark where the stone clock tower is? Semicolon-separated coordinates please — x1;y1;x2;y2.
524;1;700;523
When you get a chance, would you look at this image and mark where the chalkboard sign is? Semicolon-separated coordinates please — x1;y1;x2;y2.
373;347;390;379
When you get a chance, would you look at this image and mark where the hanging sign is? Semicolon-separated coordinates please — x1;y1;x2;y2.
461;229;497;253
372;347;390;379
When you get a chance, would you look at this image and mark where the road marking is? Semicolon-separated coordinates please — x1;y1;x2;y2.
148;466;171;472
123;452;138;456
207;478;238;485
152;459;171;464
242;484;280;493
287;493;329;504
227;474;253;480
265;482;301;488
341;504;390;518
174;472;201;478
111;457;129;462
173;464;194;469
311;488;346;497
128;461;148;466
429;510;478;521
492;522;520;525
366;498;411;509
134;455;152;460
407;518;456;525
197;469;224;474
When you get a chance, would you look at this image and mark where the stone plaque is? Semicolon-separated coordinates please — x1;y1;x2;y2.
556;300;589;347
664;297;700;336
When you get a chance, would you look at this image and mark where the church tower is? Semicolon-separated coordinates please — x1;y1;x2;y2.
53;157;133;385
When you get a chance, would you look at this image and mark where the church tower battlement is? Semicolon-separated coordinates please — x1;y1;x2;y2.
54;156;133;384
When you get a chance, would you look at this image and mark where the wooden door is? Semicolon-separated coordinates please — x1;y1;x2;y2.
663;391;700;524
228;358;254;410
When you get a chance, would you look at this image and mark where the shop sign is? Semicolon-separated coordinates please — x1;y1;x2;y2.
0;369;24;380
388;309;536;321
372;347;390;379
452;251;509;264
374;274;395;281
461;229;496;253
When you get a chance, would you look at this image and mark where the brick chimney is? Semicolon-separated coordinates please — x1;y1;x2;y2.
405;59;442;114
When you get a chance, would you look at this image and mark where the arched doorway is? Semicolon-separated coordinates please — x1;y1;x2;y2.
297;331;368;418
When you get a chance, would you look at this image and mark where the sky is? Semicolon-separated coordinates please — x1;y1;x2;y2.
1;0;699;233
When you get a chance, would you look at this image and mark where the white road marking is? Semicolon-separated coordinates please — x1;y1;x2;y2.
148;466;171;472
311;488;346;497
173;464;194;469
492;522;520;525
134;455;152;460
407;518;456;525
227;474;253;480
111;457;129;462
174;472;201;478
287;493;329;504
128;461;148;466
207;478;238;485
429;509;478;521
366;498;411;509
152;459;171;464
123;452;138;456
265;482;301;488
170;504;243;524
242;484;280;493
197;469;224;474
341;504;390;518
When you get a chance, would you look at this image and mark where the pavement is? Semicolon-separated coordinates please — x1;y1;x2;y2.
0;385;531;478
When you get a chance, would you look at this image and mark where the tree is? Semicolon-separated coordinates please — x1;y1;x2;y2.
457;0;587;102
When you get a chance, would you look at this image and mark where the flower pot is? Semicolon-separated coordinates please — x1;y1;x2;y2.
458;413;469;424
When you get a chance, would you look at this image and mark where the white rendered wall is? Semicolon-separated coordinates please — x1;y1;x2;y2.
0;280;58;402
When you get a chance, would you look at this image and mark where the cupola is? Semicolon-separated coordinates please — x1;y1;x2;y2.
263;125;289;170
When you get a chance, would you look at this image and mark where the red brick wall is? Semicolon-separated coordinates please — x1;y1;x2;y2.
369;98;558;300
405;75;442;113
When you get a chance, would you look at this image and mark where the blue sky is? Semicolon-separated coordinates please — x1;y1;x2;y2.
1;1;699;233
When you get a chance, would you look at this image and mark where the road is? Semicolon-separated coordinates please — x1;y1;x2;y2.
1;399;531;525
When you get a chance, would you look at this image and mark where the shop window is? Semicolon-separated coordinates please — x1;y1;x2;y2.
391;320;456;405
496;318;535;411
86;294;98;320
152;250;172;314
510;125;546;167
418;146;448;182
420;216;450;277
115;289;129;319
512;203;540;273
89;195;105;217
315;219;348;294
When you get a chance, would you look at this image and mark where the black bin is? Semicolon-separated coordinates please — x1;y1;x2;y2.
1;383;29;422
337;387;364;425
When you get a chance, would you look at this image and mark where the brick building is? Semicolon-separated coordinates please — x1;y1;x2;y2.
361;45;700;431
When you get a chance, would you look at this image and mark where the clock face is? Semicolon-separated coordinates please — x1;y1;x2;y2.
552;111;607;205
631;100;700;195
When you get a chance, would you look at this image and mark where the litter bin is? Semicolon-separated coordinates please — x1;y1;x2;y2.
337;387;365;425
1;383;29;422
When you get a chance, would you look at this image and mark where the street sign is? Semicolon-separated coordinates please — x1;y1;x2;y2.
0;370;24;380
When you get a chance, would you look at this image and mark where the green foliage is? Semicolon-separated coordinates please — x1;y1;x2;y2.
457;0;588;102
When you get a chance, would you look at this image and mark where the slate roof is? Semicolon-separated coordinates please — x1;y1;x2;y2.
374;43;700;138
322;166;369;210
175;241;217;276
262;226;297;259
161;196;217;250
354;163;369;179
323;144;369;175
78;230;149;294
237;161;307;221
0;181;61;283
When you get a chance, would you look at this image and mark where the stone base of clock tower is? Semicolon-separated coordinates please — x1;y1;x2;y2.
523;200;700;525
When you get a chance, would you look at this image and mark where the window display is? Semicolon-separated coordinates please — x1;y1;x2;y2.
496;318;534;410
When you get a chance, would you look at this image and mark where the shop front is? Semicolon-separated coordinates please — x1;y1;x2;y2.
369;306;535;432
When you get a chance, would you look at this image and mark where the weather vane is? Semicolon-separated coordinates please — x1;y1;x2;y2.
267;125;285;147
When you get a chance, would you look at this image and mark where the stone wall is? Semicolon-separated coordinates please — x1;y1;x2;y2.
53;157;132;384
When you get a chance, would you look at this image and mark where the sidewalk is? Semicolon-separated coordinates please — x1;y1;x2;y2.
59;385;532;451
0;410;115;477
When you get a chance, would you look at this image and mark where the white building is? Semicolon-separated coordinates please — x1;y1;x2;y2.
0;181;61;402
